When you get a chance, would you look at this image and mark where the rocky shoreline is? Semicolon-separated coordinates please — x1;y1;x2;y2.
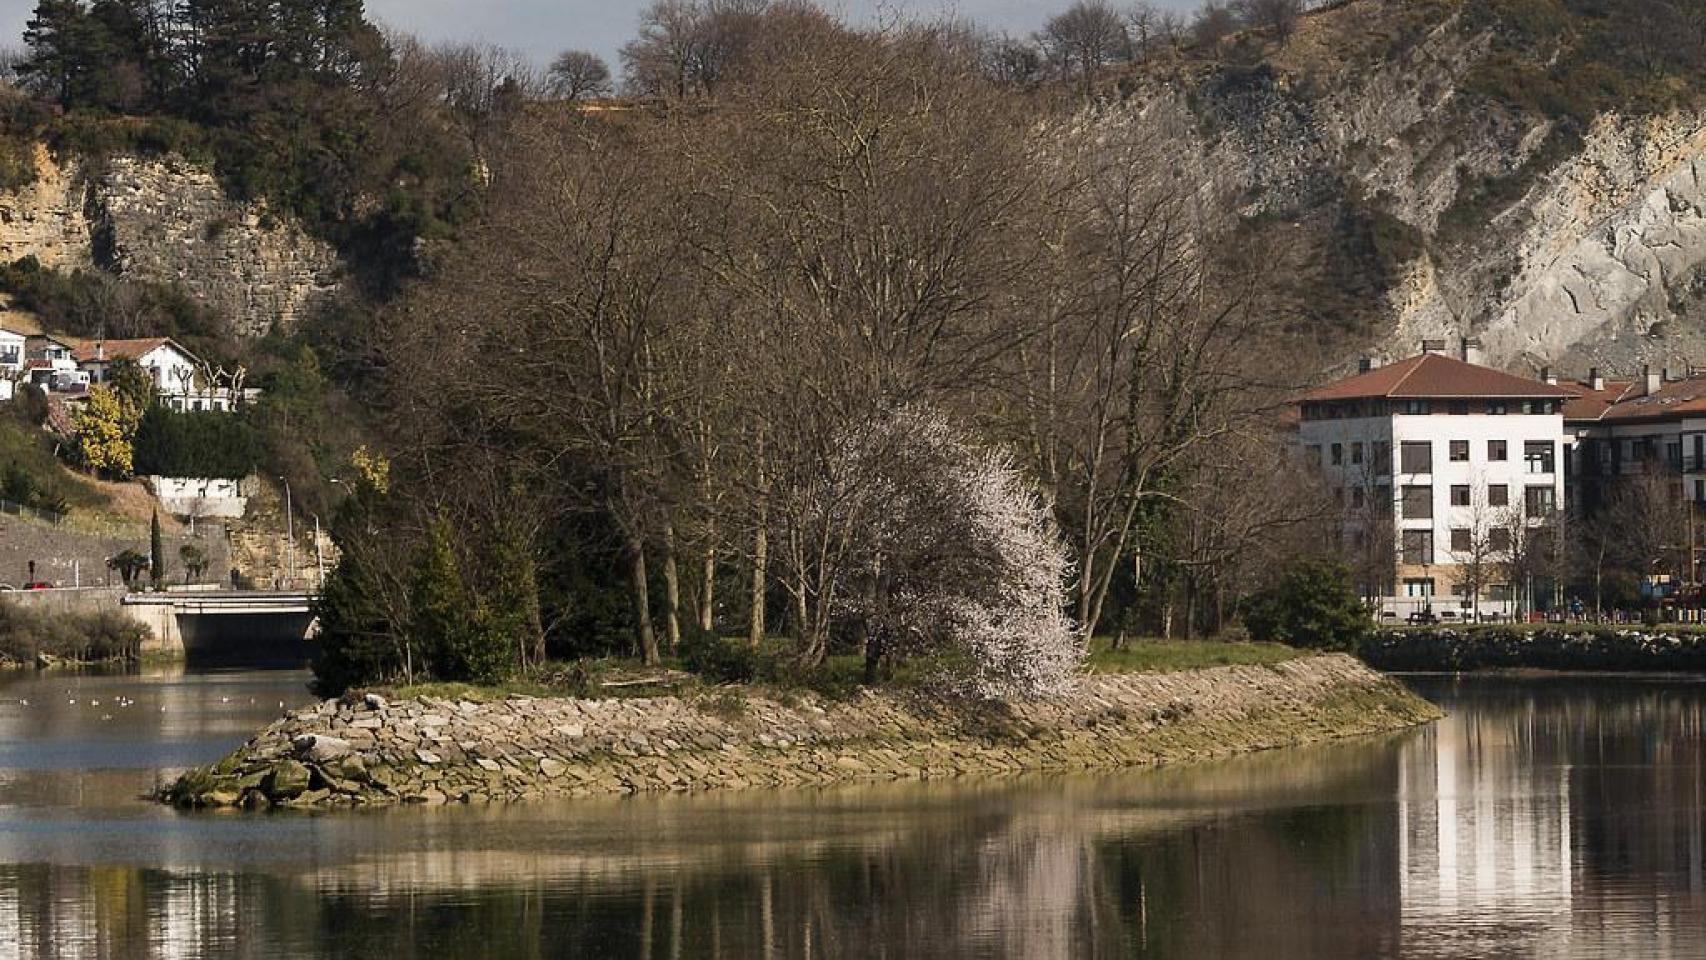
163;654;1440;810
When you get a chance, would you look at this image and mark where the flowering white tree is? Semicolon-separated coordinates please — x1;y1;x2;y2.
821;408;1082;699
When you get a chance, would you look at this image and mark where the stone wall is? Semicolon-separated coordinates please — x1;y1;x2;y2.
0;512;230;590
1360;627;1706;672
166;654;1441;809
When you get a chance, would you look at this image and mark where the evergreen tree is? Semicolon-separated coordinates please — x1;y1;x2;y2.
409;515;509;683
20;0;92;106
483;517;545;669
149;508;165;589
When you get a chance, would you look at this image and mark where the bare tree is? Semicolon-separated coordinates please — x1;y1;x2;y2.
548;49;612;100
1449;486;1504;622
1234;0;1305;43
1191;1;1240;50
1006;115;1287;639
1040;1;1129;98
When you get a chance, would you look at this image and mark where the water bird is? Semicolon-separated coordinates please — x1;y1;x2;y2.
67;699;75;705
220;696;230;703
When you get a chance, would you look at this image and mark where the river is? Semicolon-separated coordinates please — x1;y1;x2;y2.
0;668;1702;958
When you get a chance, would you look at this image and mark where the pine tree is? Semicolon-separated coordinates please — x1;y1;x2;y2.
20;0;91;106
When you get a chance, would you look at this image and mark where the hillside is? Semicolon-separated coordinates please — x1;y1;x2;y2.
1108;0;1706;375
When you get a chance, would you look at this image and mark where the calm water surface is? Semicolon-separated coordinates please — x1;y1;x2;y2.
0;669;1703;958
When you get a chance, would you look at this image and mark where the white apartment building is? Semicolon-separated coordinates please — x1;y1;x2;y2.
1298;346;1574;620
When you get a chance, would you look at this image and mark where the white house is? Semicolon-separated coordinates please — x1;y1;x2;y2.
1298;343;1574;621
0;325;22;402
25;333;87;394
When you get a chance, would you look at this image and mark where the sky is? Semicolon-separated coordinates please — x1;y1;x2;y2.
0;1;1202;73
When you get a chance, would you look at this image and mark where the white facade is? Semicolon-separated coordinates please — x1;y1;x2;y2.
83;343;199;397
147;476;248;519
1302;407;1568;620
0;328;20;402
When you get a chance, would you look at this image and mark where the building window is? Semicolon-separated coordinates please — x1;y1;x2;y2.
1402;485;1433;520
1403;400;1431;415
1374;442;1393;474
1401;532;1434;566
1668;442;1683;469
1403;577;1435;598
1524;441;1555;474
1449;400;1469;415
1490;528;1511;553
1306;445;1322;468
1450;485;1471;506
1450;528;1471;552
1488;584;1513;602
1352;486;1366;508
1450;440;1469;462
1488;484;1509;507
1488;440;1508;461
1525;486;1555;517
1486;401;1508;415
1331;443;1343;466
1351;442;1364;465
1400;442;1433;474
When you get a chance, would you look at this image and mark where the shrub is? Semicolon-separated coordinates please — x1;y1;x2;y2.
1243;559;1371;651
680;629;761;684
0;600;148;663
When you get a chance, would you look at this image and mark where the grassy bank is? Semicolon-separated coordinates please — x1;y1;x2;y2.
367;639;1311;703
0;599;148;666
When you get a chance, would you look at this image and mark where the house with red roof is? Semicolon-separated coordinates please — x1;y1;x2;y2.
1298;340;1575;621
1563;365;1706;511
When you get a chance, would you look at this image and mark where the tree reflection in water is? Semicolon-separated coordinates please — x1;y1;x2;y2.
2;677;1706;958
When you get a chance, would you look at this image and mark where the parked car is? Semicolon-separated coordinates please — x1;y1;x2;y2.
23;581;52;590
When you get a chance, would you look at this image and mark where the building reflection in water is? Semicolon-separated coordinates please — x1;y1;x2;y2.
3;677;1706;958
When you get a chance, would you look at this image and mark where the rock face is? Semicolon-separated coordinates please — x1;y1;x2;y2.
1118;0;1706;374
0;147;339;338
163;654;1439;810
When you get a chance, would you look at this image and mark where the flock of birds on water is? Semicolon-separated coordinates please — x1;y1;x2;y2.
1;690;291;722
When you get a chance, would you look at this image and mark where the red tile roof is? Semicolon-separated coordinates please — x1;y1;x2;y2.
1560;379;1638;423
71;338;178;364
1595;376;1706;423
1301;353;1577;402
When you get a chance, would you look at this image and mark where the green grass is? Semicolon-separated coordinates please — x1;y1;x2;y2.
363;639;1313;703
1086;637;1311;674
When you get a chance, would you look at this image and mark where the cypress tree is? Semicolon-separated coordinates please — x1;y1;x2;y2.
149;508;165;590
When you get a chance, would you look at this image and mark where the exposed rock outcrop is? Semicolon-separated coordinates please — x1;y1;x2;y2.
0;146;339;338
163;654;1439;809
1114;0;1706;374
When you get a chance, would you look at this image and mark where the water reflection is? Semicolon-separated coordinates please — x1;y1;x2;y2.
2;674;1706;958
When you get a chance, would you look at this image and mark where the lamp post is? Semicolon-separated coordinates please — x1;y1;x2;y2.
277;475;295;589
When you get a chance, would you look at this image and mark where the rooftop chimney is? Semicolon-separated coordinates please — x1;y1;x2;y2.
1540;365;1556;385
1460;336;1484;366
1589;367;1604;391
1644;364;1661;396
1358;355;1381;373
1420;338;1448;355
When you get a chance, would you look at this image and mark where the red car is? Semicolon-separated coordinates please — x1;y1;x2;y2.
23;582;52;590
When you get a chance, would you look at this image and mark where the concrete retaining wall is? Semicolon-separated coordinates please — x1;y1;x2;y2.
167;654;1441;809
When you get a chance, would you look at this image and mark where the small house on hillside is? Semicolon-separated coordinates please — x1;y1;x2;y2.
0;325;22;401
73;337;251;413
24;333;87;394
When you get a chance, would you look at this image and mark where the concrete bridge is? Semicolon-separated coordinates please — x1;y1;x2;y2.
123;590;319;666
6;586;319;666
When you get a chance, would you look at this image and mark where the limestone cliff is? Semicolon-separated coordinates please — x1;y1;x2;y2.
0;147;339;338
1115;0;1706;375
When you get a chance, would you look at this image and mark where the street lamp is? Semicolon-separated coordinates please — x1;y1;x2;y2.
276;475;295;590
